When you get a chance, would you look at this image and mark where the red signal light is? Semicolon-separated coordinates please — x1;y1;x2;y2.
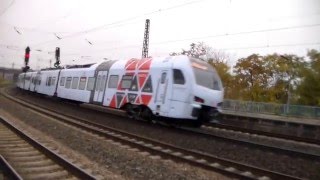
24;46;30;66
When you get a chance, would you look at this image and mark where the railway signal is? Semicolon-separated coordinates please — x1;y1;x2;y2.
54;47;61;68
23;46;30;72
24;46;30;65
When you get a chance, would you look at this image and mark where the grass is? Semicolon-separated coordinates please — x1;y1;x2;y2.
0;77;11;88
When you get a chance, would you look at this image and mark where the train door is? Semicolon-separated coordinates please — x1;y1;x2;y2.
34;74;40;91
93;71;108;103
103;74;119;108
171;69;188;102
29;73;36;91
155;70;170;114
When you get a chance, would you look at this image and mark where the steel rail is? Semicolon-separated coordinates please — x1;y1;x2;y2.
0;155;23;180
0;116;96;180
1;88;304;180
205;121;320;145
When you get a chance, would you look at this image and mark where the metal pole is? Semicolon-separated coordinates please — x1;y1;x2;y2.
286;83;291;115
142;19;150;59
280;55;291;115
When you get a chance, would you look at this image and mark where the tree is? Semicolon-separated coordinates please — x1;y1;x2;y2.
170;42;206;59
232;54;272;101
296;49;320;106
264;53;306;103
231;52;306;103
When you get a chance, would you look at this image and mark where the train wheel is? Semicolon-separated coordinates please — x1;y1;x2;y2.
127;105;143;121
141;107;153;122
124;104;134;119
191;120;202;128
125;104;154;122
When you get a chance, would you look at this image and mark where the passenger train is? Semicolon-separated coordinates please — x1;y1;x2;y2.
17;55;224;126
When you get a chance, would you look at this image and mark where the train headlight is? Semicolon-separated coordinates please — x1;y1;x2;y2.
194;96;204;103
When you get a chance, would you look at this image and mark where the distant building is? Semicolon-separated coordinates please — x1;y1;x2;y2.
0;67;21;82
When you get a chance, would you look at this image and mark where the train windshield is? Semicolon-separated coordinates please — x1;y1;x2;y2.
190;58;223;90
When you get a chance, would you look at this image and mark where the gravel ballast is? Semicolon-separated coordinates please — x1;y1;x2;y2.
5;87;320;179
0;92;227;180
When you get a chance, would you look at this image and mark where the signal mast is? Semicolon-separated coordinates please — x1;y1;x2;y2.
142;19;150;59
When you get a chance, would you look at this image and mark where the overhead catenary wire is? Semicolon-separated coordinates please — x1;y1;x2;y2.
32;20;320;50
0;21;73;34
57;0;205;37
71;23;320;53
31;0;206;47
151;23;320;45
1;22;319;57
59;42;320;58
23;22;320;60
0;0;15;17
1;0;319;65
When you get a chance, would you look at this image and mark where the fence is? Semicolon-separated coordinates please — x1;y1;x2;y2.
222;99;320;119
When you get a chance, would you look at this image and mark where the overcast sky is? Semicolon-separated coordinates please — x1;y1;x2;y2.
0;0;319;70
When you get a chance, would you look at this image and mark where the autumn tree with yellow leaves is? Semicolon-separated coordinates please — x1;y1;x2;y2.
170;42;319;106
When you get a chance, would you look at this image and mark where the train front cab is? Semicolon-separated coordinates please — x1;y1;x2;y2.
189;57;223;122
167;56;223;125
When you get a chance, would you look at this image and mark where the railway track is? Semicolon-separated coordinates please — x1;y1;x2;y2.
1;88;306;179
0;116;95;179
0;155;22;179
11;88;319;147
204;121;320;146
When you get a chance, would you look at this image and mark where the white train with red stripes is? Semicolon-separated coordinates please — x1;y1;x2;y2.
16;55;224;126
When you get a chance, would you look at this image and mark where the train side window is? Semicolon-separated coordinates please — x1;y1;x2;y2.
60;77;65;86
52;77;56;86
37;77;41;85
161;72;166;84
86;77;95;91
46;77;49;86
100;75;106;91
48;77;52;86
173;69;185;85
65;77;72;89
142;76;153;92
130;76;138;91
108;75;118;88
121;75;132;89
72;77;79;89
95;76;101;91
79;77;87;90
